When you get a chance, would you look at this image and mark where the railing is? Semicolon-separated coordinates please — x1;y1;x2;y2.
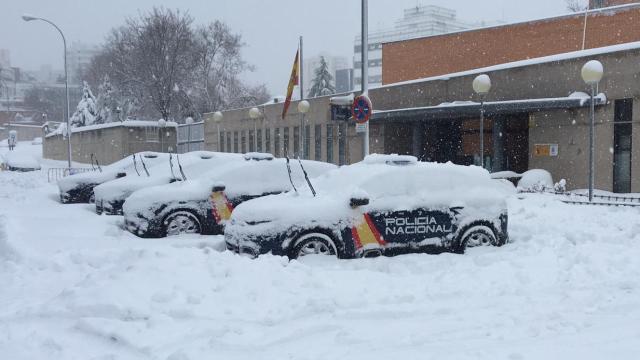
519;190;640;208
47;168;95;183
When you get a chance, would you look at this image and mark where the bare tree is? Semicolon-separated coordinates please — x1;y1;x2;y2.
566;0;589;11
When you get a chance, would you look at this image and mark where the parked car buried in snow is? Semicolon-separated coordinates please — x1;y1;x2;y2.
57;152;169;204
123;153;337;238
225;155;514;259
1;152;41;172
94;151;243;215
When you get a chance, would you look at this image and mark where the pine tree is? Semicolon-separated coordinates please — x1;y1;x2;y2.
308;57;336;98
95;75;118;123
69;82;98;127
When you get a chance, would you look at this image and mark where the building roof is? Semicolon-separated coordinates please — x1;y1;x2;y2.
373;94;607;122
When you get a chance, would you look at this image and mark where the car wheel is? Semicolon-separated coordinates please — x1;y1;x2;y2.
89;193;95;204
290;233;337;259
164;211;202;237
458;225;497;252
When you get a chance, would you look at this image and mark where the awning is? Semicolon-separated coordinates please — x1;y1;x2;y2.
372;94;607;122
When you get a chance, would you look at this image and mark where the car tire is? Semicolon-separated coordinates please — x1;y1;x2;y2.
290;233;337;260
455;225;498;253
163;211;202;237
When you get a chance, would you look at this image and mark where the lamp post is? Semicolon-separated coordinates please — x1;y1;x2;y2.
581;60;604;202
473;74;492;169
116;106;122;122
298;100;310;159
22;14;72;169
213;111;223;152
158;118;166;153
249;107;261;153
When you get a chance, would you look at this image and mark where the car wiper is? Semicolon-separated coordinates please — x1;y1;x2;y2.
176;152;187;181
140;156;150;177
132;154;141;176
169;153;176;179
95;157;102;173
297;157;316;197
90;153;96;171
285;156;298;193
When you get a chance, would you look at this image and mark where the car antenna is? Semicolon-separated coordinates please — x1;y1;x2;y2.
90;153;96;171
132;154;141;176
176;152;187;181
140;156;150;177
297;157;316;197
169;153;177;179
285;156;298;193
94;157;102;173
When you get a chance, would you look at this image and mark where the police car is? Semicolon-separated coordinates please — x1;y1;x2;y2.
58;152;169;204
225;155;513;259
123;153;337;238
94;151;242;215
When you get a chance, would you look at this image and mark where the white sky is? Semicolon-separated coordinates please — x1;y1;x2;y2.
0;0;571;95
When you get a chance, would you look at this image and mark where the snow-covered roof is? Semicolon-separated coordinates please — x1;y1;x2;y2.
380;41;640;89
45;120;179;138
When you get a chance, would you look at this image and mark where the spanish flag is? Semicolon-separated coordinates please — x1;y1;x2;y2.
351;213;387;250
282;49;300;120
210;191;234;223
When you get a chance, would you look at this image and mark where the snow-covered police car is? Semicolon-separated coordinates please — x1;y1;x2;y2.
123;153;337;238
94;151;242;215
58;152;169;203
225;155;514;259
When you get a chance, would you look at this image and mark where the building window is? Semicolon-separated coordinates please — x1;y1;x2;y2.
257;129;262;152
220;131;225;152
241;131;246;153
293;126;300;157
146;127;159;142
274;128;280;157
283;127;290;156
304;125;311;160
338;123;347;165
266;128;271;154
226;132;232;153
233;131;239;153
315;125;322;161
613;99;633;193
326;124;334;163
249;130;255;152
331;105;352;121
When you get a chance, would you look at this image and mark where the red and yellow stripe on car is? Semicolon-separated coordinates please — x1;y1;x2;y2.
210;191;234;223
351;213;386;250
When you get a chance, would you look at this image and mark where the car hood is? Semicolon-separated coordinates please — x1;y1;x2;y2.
94;175;178;202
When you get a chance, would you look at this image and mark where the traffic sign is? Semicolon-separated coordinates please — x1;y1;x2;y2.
352;95;372;124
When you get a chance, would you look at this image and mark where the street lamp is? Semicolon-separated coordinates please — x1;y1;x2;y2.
158;118;166;153
212;111;223;152
473;74;492;169
581;60;604;202
22;14;72;169
298;100;310;159
249;107;261;153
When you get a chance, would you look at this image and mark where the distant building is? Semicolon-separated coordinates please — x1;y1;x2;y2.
68;42;100;84
354;4;499;88
303;54;350;97
0;49;10;69
335;68;354;93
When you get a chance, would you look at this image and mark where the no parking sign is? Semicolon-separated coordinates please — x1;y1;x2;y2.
352;95;372;124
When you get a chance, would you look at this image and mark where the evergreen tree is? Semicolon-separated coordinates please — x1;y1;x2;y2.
308;57;336;98
95;75;118;123
69;82;98;127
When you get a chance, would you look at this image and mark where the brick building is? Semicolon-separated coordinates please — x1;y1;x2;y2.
382;3;640;85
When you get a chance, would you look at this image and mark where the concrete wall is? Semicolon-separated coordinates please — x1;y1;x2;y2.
382;4;640;84
1;124;43;142
44;125;177;165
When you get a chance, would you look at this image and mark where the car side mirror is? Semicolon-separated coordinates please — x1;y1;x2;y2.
169;178;180;184
350;197;369;208
116;172;126;179
212;185;226;192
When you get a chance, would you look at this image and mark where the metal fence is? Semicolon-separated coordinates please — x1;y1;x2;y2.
177;121;204;153
47;167;95;183
520;190;640;208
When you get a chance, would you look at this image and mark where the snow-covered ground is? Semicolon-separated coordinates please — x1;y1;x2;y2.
1;145;640;359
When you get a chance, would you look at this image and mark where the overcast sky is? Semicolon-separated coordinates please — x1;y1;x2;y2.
1;0;572;95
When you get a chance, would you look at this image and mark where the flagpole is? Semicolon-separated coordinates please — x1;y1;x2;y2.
299;35;305;158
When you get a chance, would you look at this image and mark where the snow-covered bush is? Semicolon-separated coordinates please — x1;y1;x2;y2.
69;82;98;127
